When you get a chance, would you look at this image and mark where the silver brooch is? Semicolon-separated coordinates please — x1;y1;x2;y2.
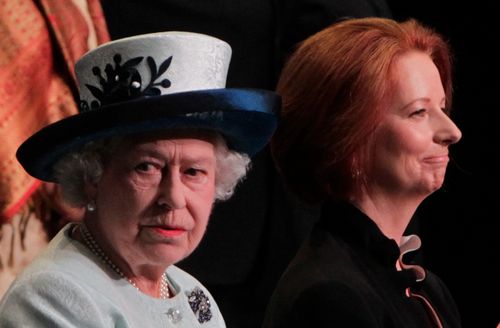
187;287;212;323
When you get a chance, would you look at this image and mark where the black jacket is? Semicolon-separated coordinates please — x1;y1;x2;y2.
263;202;462;327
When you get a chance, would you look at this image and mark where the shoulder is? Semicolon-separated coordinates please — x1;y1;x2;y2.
17;224;89;274
1;269;96;305
0;224;118;327
0;269;107;327
12;223;110;291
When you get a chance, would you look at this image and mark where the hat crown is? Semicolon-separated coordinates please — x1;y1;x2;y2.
75;31;231;111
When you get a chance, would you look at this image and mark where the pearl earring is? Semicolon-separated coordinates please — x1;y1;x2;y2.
86;202;96;212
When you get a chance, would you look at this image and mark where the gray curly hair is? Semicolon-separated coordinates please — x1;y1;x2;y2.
52;132;250;207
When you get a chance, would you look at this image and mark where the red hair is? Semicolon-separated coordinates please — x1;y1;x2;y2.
272;17;453;203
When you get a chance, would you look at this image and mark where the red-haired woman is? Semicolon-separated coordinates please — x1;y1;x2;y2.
264;17;462;327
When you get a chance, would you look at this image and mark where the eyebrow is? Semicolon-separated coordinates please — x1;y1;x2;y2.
181;155;215;166
400;96;446;110
133;147;215;165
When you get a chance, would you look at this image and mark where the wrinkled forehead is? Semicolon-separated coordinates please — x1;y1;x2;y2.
114;133;218;166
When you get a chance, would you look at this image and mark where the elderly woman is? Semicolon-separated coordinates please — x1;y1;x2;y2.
0;32;279;327
263;18;462;327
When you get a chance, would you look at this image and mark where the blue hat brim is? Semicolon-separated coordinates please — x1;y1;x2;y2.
16;88;280;182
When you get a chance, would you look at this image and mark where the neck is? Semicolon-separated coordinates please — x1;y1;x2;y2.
76;222;170;299
351;190;421;243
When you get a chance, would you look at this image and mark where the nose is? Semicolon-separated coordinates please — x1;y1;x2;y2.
433;111;462;146
157;170;186;210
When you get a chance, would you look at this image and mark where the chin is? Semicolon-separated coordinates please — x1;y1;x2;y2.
421;180;445;195
411;178;444;198
155;244;192;266
426;172;446;190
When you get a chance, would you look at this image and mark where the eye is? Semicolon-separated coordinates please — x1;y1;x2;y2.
131;161;162;187
183;167;208;184
410;109;426;118
135;162;158;173
184;167;203;177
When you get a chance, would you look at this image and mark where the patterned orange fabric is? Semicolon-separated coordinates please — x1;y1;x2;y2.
0;0;109;222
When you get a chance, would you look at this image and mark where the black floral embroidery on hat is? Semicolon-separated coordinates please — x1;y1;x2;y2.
79;54;172;111
187;287;212;323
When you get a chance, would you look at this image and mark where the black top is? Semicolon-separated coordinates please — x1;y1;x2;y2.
263;202;462;327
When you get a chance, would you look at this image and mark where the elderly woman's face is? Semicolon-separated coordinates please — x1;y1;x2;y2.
370;51;461;198
91;132;216;268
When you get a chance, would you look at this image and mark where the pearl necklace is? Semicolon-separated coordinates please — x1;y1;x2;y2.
79;223;170;299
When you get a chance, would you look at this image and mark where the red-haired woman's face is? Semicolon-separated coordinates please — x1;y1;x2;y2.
370;51;461;199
